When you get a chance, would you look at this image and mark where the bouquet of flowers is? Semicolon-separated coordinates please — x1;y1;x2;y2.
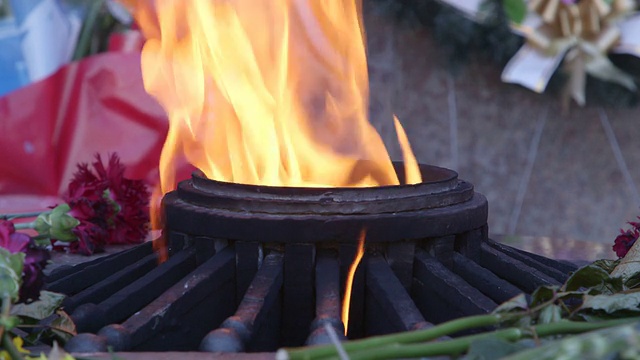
3;153;150;257
0;152;150;359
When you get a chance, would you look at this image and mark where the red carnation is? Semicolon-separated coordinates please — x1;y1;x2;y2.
68;221;109;256
61;154;150;254
613;228;639;259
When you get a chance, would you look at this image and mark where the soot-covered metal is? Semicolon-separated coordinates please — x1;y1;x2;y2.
52;163;575;354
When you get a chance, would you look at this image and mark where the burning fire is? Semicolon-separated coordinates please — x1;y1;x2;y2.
342;228;366;336
126;0;421;195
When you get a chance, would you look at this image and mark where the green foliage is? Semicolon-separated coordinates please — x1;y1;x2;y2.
0;247;24;301
502;0;527;24
501;323;640;360
11;291;66;320
565;262;616;291
494;293;528;314
284;244;640;359
582;293;640;315
11;291;76;345
34;205;80;242
480;0;527;25
492;256;640;330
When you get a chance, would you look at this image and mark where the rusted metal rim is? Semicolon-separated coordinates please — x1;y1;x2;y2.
164;192;487;243
177;163;473;215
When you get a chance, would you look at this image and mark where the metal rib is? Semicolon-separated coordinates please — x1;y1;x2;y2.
200;251;284;353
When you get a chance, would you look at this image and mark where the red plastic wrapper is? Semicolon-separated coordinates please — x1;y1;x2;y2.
0;52;177;214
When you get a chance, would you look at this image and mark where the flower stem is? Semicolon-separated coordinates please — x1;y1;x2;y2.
0;297;22;360
72;0;106;60
346;328;523;360
0;211;44;220
279;317;640;360
0;296;9;341
280;313;504;360
14;222;36;230
2;332;24;360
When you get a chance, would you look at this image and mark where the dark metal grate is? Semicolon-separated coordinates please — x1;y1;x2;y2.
47;164;576;354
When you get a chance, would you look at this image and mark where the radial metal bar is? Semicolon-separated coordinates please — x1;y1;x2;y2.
424;235;455;269
451;252;521;303
366;255;431;333
45;242;153;293
63;253;158;312
479;242;561;293
236;241;262;302
201;251;284;353
413;248;497;324
65;246;235;352
306;249;345;346
103;246;234;351
486;239;575;280
386;242;416;291
454;228;484;261
282;243;315;346
70;247;197;333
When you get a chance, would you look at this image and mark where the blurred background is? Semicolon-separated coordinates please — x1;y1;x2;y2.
363;0;640;251
1;0;639;257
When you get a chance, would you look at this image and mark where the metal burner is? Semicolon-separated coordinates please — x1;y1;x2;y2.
164;164;486;243
52;164;575;354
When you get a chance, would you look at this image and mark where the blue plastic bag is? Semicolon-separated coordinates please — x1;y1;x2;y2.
0;0;80;96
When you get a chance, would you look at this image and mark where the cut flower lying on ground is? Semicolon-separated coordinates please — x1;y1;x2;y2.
5;153;150;256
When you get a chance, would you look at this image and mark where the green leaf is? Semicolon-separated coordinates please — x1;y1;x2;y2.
564;261;626;296
581;292;640;315
625;273;640;289
50;310;78;343
503;0;527;24
0;248;24;300
501;322;640;360
494;293;528;314
11;291;66;320
538;304;563;324
592;259;621;273
565;264;613;292
464;338;531;359
531;286;558;307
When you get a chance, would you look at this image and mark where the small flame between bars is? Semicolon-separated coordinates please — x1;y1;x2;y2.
342;228;366;336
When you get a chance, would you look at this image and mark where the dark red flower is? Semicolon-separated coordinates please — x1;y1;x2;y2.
20;246;50;303
63;196;110;255
93;155;150;245
613;228;639;258
60;153;150;255
68;221;109;256
628;217;640;230
0;220;50;303
0;220;29;253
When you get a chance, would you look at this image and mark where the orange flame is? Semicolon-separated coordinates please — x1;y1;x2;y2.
127;0;421;196
342;228;366;336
